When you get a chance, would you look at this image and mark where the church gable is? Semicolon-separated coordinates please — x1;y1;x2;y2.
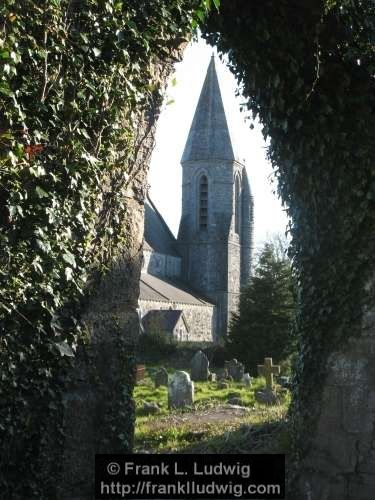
139;273;214;342
142;309;189;341
144;196;180;257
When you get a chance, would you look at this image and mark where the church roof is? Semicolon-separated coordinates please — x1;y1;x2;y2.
181;55;239;163
142;309;189;333
144;196;180;257
140;273;214;306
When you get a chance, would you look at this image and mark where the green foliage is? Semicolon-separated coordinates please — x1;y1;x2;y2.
203;0;375;462
227;242;296;374
0;1;212;497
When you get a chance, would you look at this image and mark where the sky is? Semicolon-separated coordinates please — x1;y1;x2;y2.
148;35;289;250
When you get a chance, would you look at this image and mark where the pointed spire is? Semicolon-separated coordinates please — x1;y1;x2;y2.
181;56;237;163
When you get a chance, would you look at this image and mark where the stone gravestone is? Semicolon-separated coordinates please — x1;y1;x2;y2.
190;350;210;381
155;367;169;388
225;359;245;382
255;357;280;405
168;371;194;409
216;368;228;380
143;402;160;415
242;373;252;386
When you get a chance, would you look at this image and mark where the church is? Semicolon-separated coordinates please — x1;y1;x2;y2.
139;56;254;343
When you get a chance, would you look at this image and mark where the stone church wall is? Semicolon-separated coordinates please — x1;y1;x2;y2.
139;299;214;342
143;249;181;280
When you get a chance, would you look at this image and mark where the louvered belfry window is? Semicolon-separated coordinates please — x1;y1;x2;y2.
199;175;208;230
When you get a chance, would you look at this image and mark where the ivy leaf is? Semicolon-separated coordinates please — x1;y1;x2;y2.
196;9;205;22
54;341;75;357
9;205;23;217
36;239;51;254
92;47;101;57
35;186;49;198
32;259;43;273
62;252;76;268
127;20;137;31
65;267;73;281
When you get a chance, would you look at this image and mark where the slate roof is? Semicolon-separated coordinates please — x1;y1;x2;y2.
142;309;189;333
140;273;214;306
144;196;180;257
181;55;240;163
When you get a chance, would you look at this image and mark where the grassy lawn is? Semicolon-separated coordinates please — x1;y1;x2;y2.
134;365;291;454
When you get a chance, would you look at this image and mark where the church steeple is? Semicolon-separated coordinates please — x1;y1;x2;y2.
181;56;238;163
177;55;253;342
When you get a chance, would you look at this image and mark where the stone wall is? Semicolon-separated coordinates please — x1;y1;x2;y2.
143;249;181;280
298;308;375;500
139;299;214;342
58;48;185;500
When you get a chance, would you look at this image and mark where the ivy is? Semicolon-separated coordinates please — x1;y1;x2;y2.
202;0;375;470
0;1;211;497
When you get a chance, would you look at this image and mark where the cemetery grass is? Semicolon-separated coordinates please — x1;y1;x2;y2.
134;366;291;454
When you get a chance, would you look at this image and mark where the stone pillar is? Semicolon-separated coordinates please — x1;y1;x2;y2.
298;309;375;499
58;49;186;499
59;194;143;500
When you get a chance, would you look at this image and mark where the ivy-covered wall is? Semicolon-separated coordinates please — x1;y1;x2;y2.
0;1;211;498
203;0;375;497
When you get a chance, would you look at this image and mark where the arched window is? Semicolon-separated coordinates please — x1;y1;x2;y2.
199;175;208;230
235;175;241;234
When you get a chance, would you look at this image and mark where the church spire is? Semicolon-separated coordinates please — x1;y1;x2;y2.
181;56;237;163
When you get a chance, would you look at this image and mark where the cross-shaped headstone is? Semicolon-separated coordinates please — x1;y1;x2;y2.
257;357;280;391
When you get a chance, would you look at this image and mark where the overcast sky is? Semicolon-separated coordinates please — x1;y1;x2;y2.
148;35;289;250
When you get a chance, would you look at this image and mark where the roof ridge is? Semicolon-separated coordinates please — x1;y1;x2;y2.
139;273;215;306
140;277;170;302
146;193;178;245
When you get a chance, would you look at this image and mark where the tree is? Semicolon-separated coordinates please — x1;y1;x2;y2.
227;241;296;375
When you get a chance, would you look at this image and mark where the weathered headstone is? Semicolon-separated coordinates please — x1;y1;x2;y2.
242;373;252;386
216;368;228;380
208;372;217;382
155;368;169;388
257;357;280;391
168;371;194;409
225;359;245;382
190;350;210;381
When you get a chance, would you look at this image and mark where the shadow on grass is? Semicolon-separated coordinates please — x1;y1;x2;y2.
176;418;292;454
